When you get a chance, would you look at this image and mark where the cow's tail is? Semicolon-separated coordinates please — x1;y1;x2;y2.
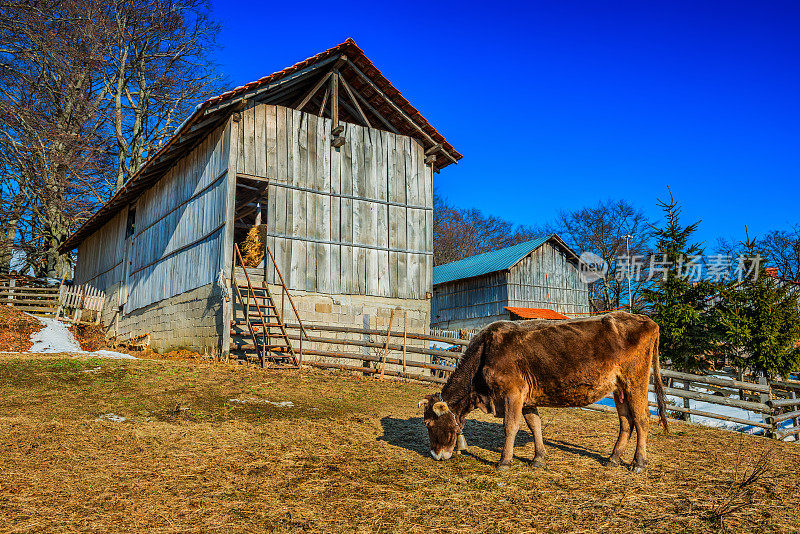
651;327;669;434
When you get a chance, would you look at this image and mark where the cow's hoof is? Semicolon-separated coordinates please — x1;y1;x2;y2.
497;464;510;473
607;457;620;467
532;458;546;468
629;464;645;474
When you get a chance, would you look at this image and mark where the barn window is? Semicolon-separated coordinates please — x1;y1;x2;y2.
125;207;136;239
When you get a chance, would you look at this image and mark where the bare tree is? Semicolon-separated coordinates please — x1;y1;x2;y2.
0;0;222;277
105;0;222;189
0;0;114;278
756;226;800;283
433;190;542;265
552;199;652;312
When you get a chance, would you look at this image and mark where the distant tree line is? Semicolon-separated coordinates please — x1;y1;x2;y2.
433;188;800;377
0;0;222;278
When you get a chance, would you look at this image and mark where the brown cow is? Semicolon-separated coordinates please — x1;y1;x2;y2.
419;311;668;472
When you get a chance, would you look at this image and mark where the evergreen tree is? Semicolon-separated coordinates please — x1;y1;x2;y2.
717;234;800;377
643;189;720;372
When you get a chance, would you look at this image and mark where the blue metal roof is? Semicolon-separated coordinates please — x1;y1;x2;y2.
433;235;554;286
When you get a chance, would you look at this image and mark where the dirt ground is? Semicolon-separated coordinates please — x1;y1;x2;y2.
0;354;798;533
0;307;43;352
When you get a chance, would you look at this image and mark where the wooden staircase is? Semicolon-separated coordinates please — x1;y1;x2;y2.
229;244;308;368
230;283;296;366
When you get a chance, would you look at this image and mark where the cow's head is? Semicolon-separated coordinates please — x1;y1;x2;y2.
418;395;464;460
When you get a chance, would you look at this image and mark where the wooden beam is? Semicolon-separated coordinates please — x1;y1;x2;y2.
345;59;458;164
424;154;437;165
318;85;329;117
188;113;225;133
330;71;339;132
339;74;371;128
236;182;267;193
236;172;269;182
343;73;399;133
425;143;442;156
292;70;332;111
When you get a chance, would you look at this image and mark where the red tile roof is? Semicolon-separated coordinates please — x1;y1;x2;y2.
505;307;570;320
204;38;461;164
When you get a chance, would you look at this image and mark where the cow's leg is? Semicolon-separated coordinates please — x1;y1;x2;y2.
628;386;650;473
498;393;524;472
522;407;546;467
609;389;633;467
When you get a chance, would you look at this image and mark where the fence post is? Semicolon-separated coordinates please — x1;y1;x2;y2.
9;278;15;306
759;376;775;439
402;311;407;375
683;379;691;422
792;390;799;442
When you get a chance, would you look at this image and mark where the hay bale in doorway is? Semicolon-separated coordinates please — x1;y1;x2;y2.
241;225;267;267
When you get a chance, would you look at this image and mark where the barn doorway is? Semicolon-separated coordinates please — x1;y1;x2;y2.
233;175;269;275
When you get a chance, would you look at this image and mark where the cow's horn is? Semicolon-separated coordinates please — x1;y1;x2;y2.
418;399;428;408
432;401;449;416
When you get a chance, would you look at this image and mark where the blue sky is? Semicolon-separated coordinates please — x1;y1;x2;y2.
211;0;799;249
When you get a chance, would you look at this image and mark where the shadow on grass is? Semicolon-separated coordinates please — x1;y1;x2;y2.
378;416;608;466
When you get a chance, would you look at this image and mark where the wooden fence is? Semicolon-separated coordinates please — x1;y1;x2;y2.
1;278;106;324
55;285;106;325
0;279;60;315
283;321;800;442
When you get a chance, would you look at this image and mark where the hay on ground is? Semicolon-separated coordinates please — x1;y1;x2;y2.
0;306;43;352
0;354;798;533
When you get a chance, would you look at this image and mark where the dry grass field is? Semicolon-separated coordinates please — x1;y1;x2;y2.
0;353;798;533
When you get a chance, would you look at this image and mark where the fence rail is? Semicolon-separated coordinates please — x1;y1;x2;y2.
286;320;800;442
0;280;59;315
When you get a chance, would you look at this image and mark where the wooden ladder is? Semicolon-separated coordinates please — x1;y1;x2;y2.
232;244;299;368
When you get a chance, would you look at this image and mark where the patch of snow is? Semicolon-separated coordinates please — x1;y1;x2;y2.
595;391;769;435
24;314;137;359
10;250;31;275
96;413;126;423
228;397;294;408
82;366;102;374
29;317;82;353
90;349;137;360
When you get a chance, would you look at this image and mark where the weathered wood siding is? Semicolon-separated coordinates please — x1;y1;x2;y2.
506;244;589;315
124;123;230;312
236;104;433;300
74;208;127;291
76;122;231;313
431;271;508;327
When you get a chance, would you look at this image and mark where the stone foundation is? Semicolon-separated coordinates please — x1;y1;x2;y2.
233;285;434;377
101;282;225;356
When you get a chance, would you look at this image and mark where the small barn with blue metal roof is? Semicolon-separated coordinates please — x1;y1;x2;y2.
431;234;590;330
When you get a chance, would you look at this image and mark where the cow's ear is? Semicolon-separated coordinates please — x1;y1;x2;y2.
418;399;428;409
432;401;449;417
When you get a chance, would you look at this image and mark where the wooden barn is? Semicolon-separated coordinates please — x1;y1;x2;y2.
61;39;461;361
431;235;590;330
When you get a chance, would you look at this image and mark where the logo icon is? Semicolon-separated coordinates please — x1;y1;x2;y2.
578;252;608;283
